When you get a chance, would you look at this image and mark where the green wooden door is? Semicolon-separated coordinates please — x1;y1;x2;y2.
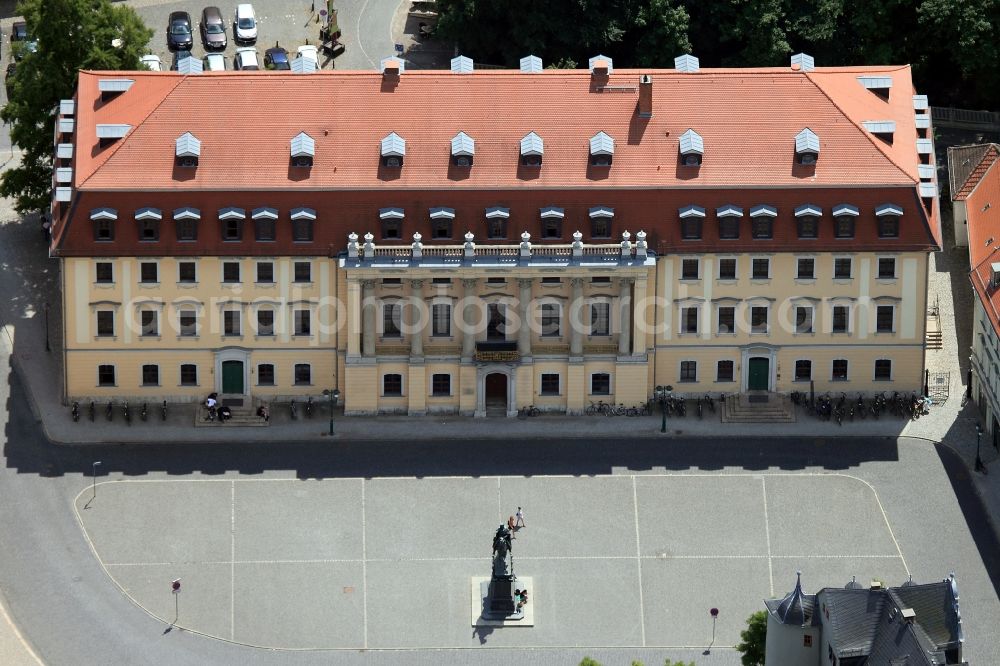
222;360;244;394
747;357;769;391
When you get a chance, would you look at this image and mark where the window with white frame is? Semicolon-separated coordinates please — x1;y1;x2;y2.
540;373;560;395
432;303;451;336
874;359;892;381
98;364;116;386
95;262;114;283
876;305;895;333
140;310;158;337
139;261;158;284
591;372;611;395
96;310;114;337
383;302;402;337
681;258;700;280
679;360;697;382
180;364;198;386
431;373;451;396
832;305;850;333
179;310;197;336
832;359;848;381
718;258;737;280
540;303;561;337
716;360;734;382
750;305;768;334
223;309;241;336
141;364;159;386
383;373;403;396
294;363;311;385
222;261;240;283
718;306;735;334
590;302;610;336
257;363;275;385
294;261;312;283
794;359;812;381
178;261;197;283
293;309;311;336
833;257;853;279
795;306;814;334
796;257;815;279
877;257;896;279
256;309;274;336
256;262;274;283
680;306;699;334
751;257;770;280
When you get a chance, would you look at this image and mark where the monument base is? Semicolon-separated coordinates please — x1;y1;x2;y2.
470;576;534;627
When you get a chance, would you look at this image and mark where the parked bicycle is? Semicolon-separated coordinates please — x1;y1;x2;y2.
106;400;113;422
140;402;148;422
71;401;80;422
305;397;314;418
123;400;131;425
290;399;297;419
161;400;168;421
518;405;540;417
89;400;95;422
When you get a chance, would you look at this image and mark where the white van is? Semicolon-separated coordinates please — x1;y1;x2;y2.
234;4;257;45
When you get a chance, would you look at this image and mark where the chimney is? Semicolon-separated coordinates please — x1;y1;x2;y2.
870;581;883;590
900;608;916;624
638;75;652;118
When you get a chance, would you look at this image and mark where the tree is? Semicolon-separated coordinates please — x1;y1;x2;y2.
736;610;767;666
1;0;152;214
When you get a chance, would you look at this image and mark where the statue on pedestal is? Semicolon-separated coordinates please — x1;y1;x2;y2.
483;524;522;619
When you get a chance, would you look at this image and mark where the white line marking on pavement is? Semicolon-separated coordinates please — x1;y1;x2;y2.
632;475;646;647
496;477;502;524
762;477;774;597
355;0;377;69
0;586;44;666
851;476;911;578
361;479;368;650
230;481;236;641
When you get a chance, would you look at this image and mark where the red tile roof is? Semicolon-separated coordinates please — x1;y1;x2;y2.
964;153;1000;337
950;144;999;201
72;65;926;191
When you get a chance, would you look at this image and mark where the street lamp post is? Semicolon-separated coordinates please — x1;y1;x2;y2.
975;425;985;473
322;388;340;436
92;461;102;500
653;385;673;434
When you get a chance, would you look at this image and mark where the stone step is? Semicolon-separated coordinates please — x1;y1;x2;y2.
721;394;796;423
194;408;268;427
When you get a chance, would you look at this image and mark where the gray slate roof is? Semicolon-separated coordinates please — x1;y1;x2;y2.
947;143;995;197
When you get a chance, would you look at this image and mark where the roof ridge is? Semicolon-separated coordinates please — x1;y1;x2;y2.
77;73;188;189
804;71;916;185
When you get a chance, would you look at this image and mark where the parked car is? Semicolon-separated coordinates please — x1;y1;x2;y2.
166;11;194;51
171;49;194;71
233;47;259;71
203;52;226;71
200;6;227;50
297;44;318;65
263;46;289;70
140;54;162;71
234;4;257;45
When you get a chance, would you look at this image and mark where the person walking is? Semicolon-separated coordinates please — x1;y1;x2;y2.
507;515;517;538
515;506;525;528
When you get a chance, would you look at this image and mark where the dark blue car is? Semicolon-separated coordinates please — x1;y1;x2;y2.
166;11;193;51
264;47;290;71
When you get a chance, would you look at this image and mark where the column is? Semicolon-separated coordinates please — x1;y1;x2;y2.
618;277;633;356
347;277;361;358
408;279;424;358
462;278;478;358
518;278;533;357
570;277;584;357
361;279;376;357
632;276;647;356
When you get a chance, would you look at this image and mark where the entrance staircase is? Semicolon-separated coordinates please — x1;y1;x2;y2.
721;392;795;423
194;395;268;427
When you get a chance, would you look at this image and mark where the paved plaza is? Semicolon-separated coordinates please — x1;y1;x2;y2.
76;472;909;652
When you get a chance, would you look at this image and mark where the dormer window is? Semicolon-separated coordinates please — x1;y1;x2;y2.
991;263;1000;291
218;207;245;241
175;132;201;168
135;207;162;242
863;121;896;145
429;207;454;239
290;132;315;168
485;206;509;239
451;131;475;167
520;132;543;167
794;204;821;239
875;204;902;238
679;129;703;166
858;76;892;101
589;206;613;238
794;128;819;165
96;124;131;149
679;205;705;240
589;132;614;167
90;208;117;242
381;132;405;168
540;206;563;238
98;78;134;102
380;207;404;240
832;204;858;239
750;205;776;239
716;205;742;240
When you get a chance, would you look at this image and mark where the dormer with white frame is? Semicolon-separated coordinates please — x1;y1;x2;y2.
451;131;474;167
520;132;543;167
679;129;703;166
175;132;201;168
795;128;819;165
290;132;315;168
381;132;405;168
589;132;614;167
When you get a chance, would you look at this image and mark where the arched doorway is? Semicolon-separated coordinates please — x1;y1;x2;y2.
485;373;508;416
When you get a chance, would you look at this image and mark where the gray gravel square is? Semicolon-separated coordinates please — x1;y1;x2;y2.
234;479;363;561
498;476;637;557
79;481;231;564
233;561;365;648
364;478;497;560
641;557;772;647
635;475;769;557
765;475;901;557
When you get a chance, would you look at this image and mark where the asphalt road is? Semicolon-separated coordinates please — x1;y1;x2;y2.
3;367;1000;664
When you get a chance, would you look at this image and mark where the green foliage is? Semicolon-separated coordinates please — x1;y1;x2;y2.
435;0;1000;111
578;658;602;666
1;0;153;214
736;610;768;666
